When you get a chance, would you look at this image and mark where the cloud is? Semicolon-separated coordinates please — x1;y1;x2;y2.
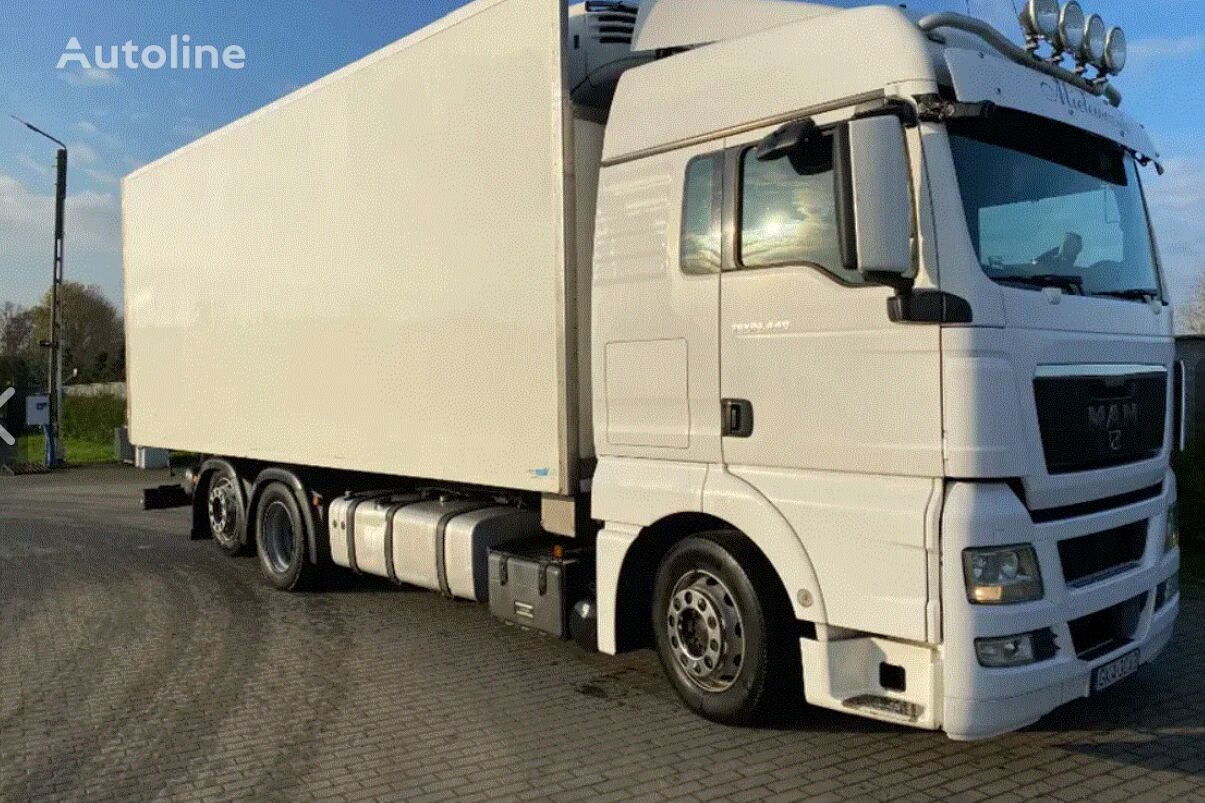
75;119;122;148
67;142;100;166
59;67;122;87
17;154;51;177
0;172;121;306
1143;157;1205;314
172;117;204;139
1128;34;1205;60
122;154;146;170
83;168;119;185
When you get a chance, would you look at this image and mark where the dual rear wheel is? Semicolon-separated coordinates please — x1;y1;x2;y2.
203;464;317;590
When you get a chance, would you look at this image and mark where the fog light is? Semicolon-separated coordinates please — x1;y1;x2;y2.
963;545;1044;604
1165;504;1179;552
975;629;1057;668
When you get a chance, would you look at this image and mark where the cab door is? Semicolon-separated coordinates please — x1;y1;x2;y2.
717;119;942;642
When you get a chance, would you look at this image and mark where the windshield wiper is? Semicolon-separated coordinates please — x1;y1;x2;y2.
996;274;1085;294
1093;288;1161;302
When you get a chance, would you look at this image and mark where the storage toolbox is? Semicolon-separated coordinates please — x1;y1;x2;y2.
488;538;591;638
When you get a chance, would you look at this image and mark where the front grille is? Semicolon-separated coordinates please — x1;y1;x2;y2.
1068;593;1147;661
1028;482;1162;523
1058;521;1147;587
1034;370;1166;474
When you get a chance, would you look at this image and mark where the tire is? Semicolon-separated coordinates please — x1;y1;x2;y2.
205;463;249;556
254;482;319;591
652;531;801;725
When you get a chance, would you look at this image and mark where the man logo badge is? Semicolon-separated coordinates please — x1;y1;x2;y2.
1088;401;1138;454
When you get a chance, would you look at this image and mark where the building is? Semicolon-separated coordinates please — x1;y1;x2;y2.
1178;335;1205;447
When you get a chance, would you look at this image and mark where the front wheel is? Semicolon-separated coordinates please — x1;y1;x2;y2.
652;531;801;725
254;482;319;591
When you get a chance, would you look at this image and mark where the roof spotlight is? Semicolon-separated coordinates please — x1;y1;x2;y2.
1020;0;1060;41
1080;13;1107;67
1054;2;1085;53
1103;27;1127;75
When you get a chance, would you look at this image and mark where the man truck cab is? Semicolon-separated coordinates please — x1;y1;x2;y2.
590;0;1177;738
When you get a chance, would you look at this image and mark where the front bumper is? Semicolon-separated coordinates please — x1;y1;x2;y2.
940;474;1179;740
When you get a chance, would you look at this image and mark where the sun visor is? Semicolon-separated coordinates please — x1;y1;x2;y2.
945;47;1159;161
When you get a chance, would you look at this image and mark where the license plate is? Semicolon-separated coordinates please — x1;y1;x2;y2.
1092;649;1140;694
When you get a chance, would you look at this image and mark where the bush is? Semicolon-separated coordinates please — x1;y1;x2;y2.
62;394;126;444
1173;439;1205;550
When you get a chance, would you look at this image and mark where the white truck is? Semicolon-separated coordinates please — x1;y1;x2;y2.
123;0;1183;739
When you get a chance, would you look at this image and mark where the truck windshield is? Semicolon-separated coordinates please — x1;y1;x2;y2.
947;111;1162;302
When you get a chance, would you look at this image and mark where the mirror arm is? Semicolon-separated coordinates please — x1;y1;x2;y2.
866;271;915;294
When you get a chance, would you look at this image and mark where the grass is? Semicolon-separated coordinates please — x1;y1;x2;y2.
16;432;116;466
8;393;127;467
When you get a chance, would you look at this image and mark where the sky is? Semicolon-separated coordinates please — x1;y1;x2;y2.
0;0;1201;312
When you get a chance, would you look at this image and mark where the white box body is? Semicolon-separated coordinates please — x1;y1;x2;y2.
123;0;596;496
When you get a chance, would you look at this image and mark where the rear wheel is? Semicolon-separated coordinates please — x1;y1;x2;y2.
652;531;801;725
206;464;248;556
254;482;319;591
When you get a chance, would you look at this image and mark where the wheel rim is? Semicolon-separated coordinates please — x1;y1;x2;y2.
262;500;296;574
666;569;745;692
208;476;240;547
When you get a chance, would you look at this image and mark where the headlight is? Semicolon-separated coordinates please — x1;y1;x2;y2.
975;628;1058;667
963;545;1044;604
1165;504;1179;552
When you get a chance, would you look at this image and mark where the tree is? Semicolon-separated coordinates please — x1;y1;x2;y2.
1;302;35;357
26;283;125;383
1179;272;1205;335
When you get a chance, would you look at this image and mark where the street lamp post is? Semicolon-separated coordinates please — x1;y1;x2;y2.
12;116;67;467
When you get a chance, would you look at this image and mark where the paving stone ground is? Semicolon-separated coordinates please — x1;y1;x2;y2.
1;465;1202;802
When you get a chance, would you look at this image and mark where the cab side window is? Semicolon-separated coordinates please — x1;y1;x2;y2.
739;133;861;284
680;154;722;275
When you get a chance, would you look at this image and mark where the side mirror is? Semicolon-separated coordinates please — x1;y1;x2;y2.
834;116;913;286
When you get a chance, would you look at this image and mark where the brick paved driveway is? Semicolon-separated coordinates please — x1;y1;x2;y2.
1;466;1202;801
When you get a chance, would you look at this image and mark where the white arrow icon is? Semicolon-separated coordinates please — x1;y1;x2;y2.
0;387;14;446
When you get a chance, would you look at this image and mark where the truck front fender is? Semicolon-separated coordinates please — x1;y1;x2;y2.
592;457;826;654
701;468;827;624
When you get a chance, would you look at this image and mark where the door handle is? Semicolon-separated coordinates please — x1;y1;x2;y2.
721;399;754;438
